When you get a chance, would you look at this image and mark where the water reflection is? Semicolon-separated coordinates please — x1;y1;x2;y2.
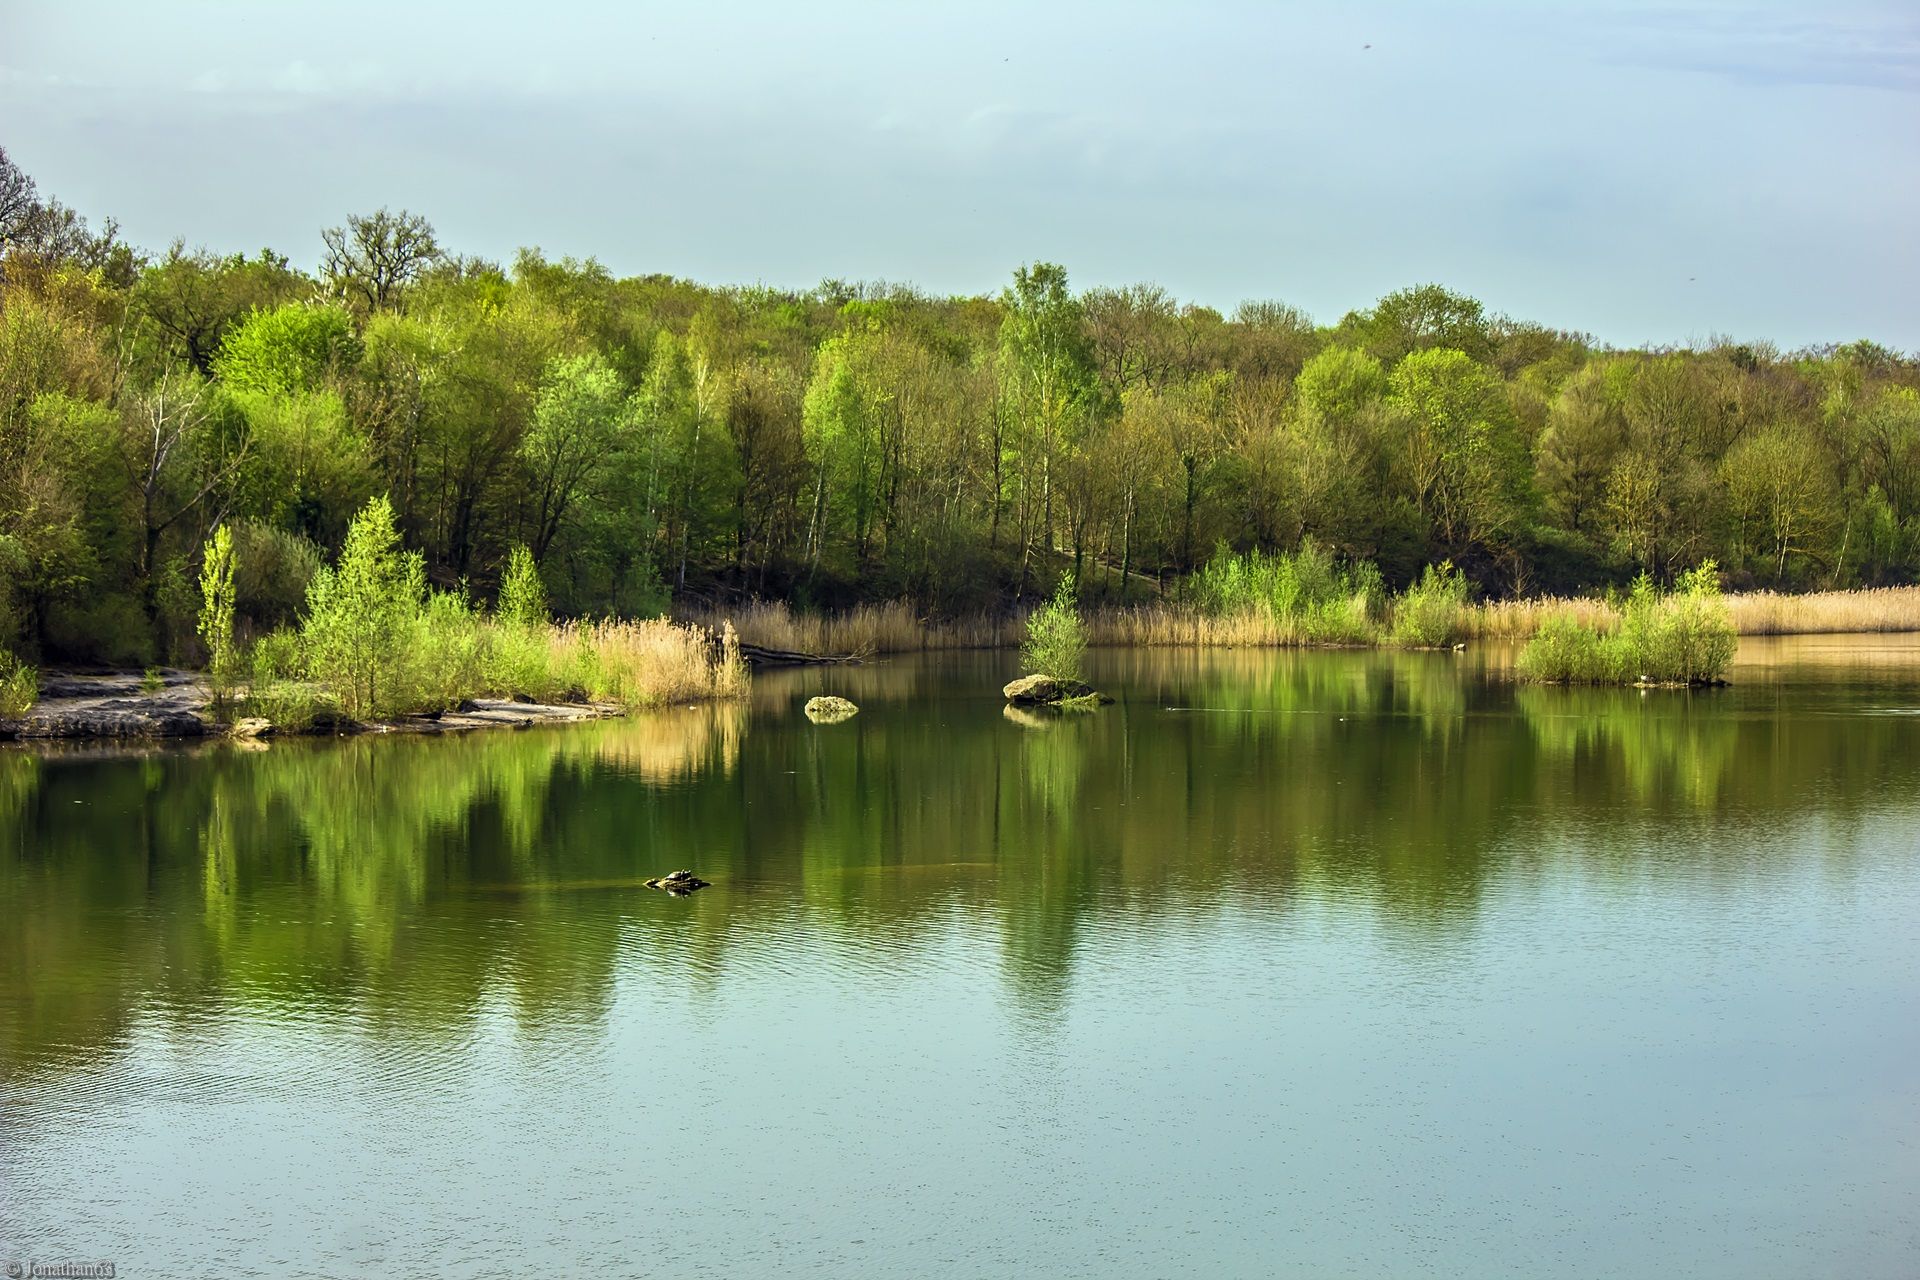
5;645;1918;1084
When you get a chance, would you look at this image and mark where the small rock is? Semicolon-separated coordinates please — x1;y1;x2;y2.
230;717;274;739
645;869;711;894
805;695;859;724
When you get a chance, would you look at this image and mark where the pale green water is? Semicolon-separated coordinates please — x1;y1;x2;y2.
3;640;1919;1277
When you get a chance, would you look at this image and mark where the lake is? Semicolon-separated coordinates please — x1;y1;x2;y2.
4;640;1919;1277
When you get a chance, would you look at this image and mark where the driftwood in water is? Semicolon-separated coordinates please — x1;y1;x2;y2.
737;642;865;668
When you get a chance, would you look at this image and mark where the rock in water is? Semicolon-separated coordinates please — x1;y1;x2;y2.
804;695;859;724
230;717;274;739
645;869;711;894
1001;674;1098;705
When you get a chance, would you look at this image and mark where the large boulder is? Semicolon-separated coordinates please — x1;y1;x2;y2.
804;695;859;724
1002;674;1097;705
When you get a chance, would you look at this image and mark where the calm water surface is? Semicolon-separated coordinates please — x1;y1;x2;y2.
4;640;1919;1277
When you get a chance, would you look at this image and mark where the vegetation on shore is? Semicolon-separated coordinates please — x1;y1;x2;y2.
215;498;748;730
0;651;34;716
4;145;1919;682
1517;566;1737;685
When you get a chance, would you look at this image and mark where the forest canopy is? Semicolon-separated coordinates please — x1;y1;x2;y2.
2;145;1917;665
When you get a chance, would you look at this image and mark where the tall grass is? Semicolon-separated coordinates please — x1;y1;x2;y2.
1191;542;1382;645
682;599;1020;654
1724;586;1920;635
1459;595;1620;639
0;651;36;717
1388;562;1469;647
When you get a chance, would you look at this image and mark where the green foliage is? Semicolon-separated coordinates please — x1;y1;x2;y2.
1519;563;1736;684
3;147;1916;664
1022;574;1088;682
1390;561;1470;647
244;628;327;730
0;651;36;717
197;524;238;719
213;303;358;396
404;589;489;712
1192;541;1382;643
496;544;548;629
300;495;425;718
140;667;164;695
231;521;324;628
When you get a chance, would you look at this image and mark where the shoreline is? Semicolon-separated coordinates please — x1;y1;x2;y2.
1;670;621;744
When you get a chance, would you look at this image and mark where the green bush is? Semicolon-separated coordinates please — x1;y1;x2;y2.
1390;562;1469;647
243;628;328;730
231;520;324;629
402;589;490;711
1519;564;1736;685
0;651;36;717
1023;574;1087;682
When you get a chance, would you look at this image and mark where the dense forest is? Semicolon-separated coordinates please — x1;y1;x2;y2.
3;145;1918;667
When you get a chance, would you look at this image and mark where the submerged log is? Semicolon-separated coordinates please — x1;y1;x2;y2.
738;642;865;668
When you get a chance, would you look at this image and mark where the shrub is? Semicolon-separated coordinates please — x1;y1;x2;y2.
1519;563;1736;685
403;589;489;711
244;628;328;729
1515;614;1618;683
1390;562;1469;647
231;521;324;629
1022;574;1087;681
0;651;36;717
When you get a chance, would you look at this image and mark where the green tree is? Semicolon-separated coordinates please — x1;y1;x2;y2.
1000;263;1097;590
522;353;625;562
1387;347;1530;564
197;524;237;719
302;495;425;717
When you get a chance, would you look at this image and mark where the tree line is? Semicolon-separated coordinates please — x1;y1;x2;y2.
2;144;1917;665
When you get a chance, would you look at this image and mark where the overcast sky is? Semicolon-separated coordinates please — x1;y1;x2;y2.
5;0;1916;349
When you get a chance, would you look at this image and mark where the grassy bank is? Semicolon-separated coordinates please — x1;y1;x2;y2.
694;583;1920;658
209;500;748;731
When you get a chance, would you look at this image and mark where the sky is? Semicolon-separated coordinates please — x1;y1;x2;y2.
4;0;1917;350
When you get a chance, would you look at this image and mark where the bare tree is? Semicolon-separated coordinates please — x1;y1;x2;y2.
0;145;39;244
321;208;440;312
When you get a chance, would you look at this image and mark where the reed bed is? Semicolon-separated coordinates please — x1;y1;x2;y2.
682;600;1020;654
681;584;1920;664
1723;587;1920;635
1082;603;1372;648
542;619;748;706
1460;596;1621;639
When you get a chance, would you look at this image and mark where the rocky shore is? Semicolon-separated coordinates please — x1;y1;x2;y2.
1;670;618;742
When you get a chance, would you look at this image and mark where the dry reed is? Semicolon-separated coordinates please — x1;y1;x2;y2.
681;600;1020;654
1723;587;1920;635
546;619;747;706
682;585;1920;660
